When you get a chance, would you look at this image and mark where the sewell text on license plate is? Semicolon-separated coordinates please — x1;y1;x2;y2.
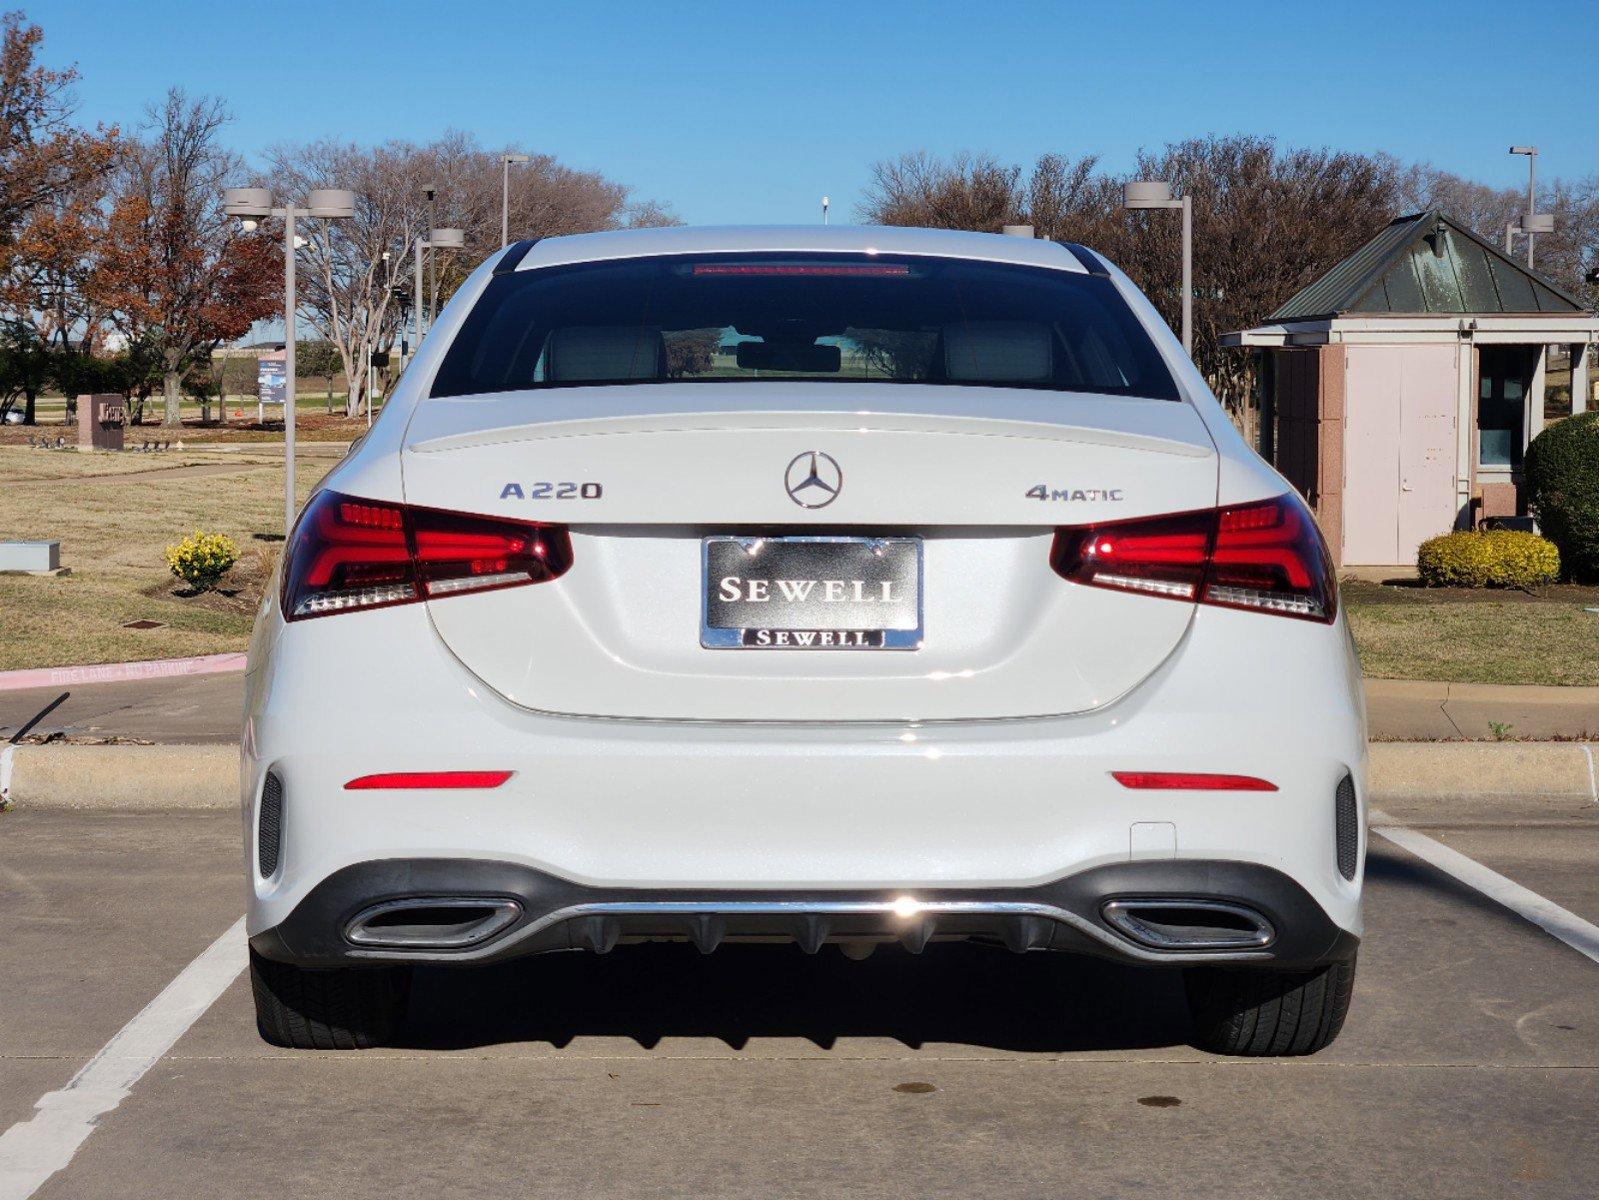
701;536;923;650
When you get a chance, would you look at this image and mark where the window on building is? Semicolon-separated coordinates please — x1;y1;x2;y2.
1542;344;1574;422
1477;346;1536;469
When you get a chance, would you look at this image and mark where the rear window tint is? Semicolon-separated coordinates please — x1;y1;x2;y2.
431;252;1179;401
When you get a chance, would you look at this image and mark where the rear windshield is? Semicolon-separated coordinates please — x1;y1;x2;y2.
430;252;1179;401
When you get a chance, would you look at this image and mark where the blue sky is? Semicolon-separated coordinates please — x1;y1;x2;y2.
31;0;1591;226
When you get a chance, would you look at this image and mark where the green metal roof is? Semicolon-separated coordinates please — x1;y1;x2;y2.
1269;210;1585;321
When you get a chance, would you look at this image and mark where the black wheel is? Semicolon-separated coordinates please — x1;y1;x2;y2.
250;947;411;1049
1184;955;1355;1056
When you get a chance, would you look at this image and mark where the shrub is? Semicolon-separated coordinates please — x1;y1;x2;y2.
1416;529;1559;588
165;530;238;592
1526;411;1599;582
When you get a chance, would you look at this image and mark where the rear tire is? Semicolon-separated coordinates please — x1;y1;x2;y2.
250;947;411;1049
1184;955;1355;1056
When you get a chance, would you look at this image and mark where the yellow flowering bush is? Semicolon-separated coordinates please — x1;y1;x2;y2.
165;530;238;592
1416;529;1559;588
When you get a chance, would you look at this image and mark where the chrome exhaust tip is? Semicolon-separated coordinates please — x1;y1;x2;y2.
1100;899;1274;951
345;897;522;949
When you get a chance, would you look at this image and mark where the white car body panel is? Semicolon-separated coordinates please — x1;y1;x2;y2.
242;225;1366;975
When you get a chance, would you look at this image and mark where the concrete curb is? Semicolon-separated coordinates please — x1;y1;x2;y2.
3;744;239;809
3;741;1596;812
1367;741;1598;803
0;652;247;693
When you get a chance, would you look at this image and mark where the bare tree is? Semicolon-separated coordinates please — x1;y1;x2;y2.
860;138;1409;413
858;150;1024;231
419;131;678;319
263;131;677;418
258;138;429;419
1105;137;1407;407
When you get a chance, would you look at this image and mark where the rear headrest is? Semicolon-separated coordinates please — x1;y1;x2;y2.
943;321;1053;382
546;326;662;382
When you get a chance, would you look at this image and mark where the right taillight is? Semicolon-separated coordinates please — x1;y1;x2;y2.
282;491;572;620
1050;492;1335;623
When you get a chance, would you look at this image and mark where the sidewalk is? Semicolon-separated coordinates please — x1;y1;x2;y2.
2;668;1595;745
1364;678;1599;741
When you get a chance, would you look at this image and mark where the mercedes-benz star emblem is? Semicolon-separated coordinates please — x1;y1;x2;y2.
784;451;843;509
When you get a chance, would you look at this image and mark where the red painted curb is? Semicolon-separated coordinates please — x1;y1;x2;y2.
0;652;247;692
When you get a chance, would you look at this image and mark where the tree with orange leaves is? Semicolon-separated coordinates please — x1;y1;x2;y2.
0;12;116;254
90;90;277;426
0;11;118;422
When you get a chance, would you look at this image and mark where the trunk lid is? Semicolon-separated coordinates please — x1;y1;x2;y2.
400;384;1217;721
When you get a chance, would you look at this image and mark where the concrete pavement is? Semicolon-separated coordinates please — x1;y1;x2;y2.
1;801;1595;1198
4;670;1596;745
0;672;243;744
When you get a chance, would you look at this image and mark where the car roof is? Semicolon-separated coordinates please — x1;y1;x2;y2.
509;225;1090;274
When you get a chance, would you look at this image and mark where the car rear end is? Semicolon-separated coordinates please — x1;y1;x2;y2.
243;227;1365;1054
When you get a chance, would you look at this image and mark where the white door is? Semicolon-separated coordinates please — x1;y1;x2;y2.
1343;347;1403;565
1342;345;1459;566
1396;345;1460;561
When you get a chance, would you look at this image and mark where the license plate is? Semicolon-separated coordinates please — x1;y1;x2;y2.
701;536;923;650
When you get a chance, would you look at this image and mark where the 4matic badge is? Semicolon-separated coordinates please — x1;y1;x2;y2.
1025;484;1125;502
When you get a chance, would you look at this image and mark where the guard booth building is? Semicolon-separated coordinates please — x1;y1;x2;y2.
1223;211;1599;567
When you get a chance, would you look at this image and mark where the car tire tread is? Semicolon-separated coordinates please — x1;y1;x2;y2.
250;947;410;1050
1184;955;1355;1056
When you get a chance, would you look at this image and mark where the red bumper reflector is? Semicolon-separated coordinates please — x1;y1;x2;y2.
1111;771;1278;792
344;771;513;790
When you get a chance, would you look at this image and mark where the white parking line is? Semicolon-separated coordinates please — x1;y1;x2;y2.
1371;813;1599;966
0;917;245;1200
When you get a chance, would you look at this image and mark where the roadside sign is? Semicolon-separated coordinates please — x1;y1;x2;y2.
257;351;288;406
256;349;287;424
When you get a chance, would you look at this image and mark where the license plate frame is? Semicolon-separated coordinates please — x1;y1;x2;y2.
700;535;924;650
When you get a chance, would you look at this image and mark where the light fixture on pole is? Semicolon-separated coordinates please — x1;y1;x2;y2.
500;153;531;248
222;186;356;536
413;227;465;373
1519;211;1554;260
1509;146;1552;270
422;183;439;325
821;195;829;225
390;282;412;379
373;249;391;428
1124;180;1192;356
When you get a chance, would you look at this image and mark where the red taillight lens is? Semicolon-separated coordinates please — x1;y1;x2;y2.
1049;510;1212;602
1205;495;1335;621
1050;493;1336;623
282;491;572;620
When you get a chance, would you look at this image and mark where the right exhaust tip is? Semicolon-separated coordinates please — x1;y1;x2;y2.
1100;899;1275;952
345;897;522;950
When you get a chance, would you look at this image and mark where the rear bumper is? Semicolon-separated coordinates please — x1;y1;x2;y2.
244;598;1368;944
250;856;1359;970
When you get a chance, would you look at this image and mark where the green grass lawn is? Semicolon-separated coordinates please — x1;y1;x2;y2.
1341;579;1599;686
0;448;313;670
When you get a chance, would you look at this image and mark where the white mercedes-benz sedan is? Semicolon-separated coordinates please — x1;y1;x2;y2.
243;225;1365;1054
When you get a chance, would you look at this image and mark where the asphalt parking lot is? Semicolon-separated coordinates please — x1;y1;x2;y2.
2;801;1595;1199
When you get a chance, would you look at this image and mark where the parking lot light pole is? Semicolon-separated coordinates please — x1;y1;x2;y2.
501;154;531;247
413;228;465;366
1509;147;1553;270
222;187;357;535
1124;180;1192;356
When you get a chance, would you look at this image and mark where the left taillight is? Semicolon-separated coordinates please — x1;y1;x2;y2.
282;490;572;620
1050;492;1336;623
